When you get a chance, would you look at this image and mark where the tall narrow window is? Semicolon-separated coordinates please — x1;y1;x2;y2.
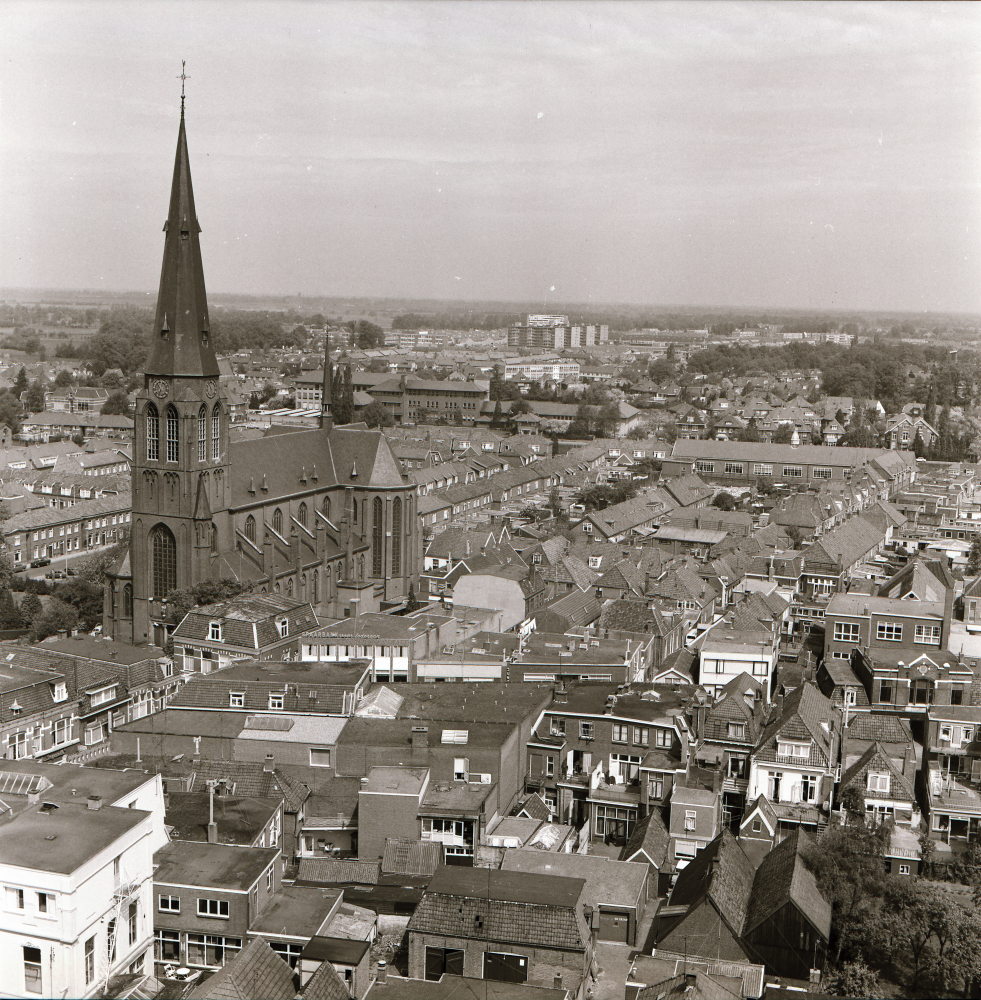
322;496;331;520
212;404;220;460
313;569;319;604
298;502;307;527
391;497;401;576
245;515;256;542
211;524;218;553
166;406;179;463
198;406;207;462
286;578;293;597
123;584;133;618
272;508;283;534
151;525;177;598
372;497;383;576
146;404;159;461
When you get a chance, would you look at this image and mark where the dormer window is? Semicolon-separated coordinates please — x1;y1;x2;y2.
268;693;284;710
51;682;67;703
777;740;811;760
728;723;746;739
209;622;222;642
277;618;288;639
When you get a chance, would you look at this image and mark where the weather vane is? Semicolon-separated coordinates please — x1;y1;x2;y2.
178;61;189;115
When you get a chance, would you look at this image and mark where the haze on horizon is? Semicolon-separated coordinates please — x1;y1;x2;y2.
1;1;979;315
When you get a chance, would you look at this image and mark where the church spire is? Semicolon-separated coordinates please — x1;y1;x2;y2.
320;331;333;431
145;91;219;378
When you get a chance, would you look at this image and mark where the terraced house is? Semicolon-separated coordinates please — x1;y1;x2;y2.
2;492;132;566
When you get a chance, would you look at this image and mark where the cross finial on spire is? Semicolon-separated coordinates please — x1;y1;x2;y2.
179;61;189;117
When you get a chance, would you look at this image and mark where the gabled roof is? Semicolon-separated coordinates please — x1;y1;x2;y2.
754;683;836;771
382;838;443;876
840;741;915;802
743;829;832;939
619;809;669;868
668;830;756;934
187;938;296;1000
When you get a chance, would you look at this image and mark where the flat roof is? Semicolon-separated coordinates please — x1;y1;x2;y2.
303;612;449;642
205;661;370;685
153;840;280;891
500;849;647;907
389;682;552;723
249;886;340;937
0;800;149;874
364;975;569;999
300;935;371;964
339;718;514;749
0;662;65;694
37;635;163;665
164;792;280;846
425;864;585;908
826;593;945;620
362;766;429;796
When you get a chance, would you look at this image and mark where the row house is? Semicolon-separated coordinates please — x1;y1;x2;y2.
1;663;80;763
152;840;282;976
745;684;840;839
0;761;167;999
580;490;677;543
407;866;592;994
687;673;770;831
884;413;938;451
13;634;187;727
822;592;951;666
839;741;917;829
798;514;887;599
525;686;692;847
694;624;779;702
850;647;979;714
1;491;132;566
170;595;322;674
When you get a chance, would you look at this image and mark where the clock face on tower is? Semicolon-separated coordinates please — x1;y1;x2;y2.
206;380;218;398
152;379;169;399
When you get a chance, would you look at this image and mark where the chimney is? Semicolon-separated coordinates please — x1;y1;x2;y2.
86;796;102;811
207;821;218;844
553;973;563;990
410;727;429;750
263;753;275;773
377;961;387;984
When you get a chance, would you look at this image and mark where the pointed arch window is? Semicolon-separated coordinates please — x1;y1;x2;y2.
391;497;402;577
146;404;159;462
313;569;319;604
353;499;358;524
286;578;293;597
198;406;207;462
298;502;308;527
123;584;132;618
166;406;179;463
150;524;177;598
211;524;218;553
372;497;383;576
212;404;220;461
272;508;283;534
245;515;256;542
322;496;331;521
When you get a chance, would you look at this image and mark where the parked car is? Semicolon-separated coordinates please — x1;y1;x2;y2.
30;558;51;568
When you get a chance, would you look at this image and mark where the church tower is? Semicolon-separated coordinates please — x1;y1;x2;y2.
126;101;230;646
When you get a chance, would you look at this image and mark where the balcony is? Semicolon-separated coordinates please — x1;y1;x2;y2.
587;780;642;806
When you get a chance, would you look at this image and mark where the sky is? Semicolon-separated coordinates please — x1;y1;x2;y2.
1;1;979;314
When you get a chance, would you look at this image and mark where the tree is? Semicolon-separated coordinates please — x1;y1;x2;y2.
24;380;45;413
771;423;795;444
165;579;252;625
626;426;647;440
490;400;503;427
648;359;676;382
548;488;562;520
19;591;42;627
30;597;79;640
711;491;737;511
100;370;126;391
737;420;761;442
405;583;422;612
101;391;132;415
13;367;29;397
785;524;805;549
361;400;394;428
968;534;981;575
51;579;105;631
0;391;22;434
54;370;74;388
87;311;151;375
821;961;883;999
74;540;128;585
838;784;867;824
0;589;22;629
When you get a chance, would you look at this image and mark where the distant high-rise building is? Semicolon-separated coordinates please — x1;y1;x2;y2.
508;315;608;350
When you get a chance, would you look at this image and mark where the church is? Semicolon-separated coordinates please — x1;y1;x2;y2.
105;103;421;646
